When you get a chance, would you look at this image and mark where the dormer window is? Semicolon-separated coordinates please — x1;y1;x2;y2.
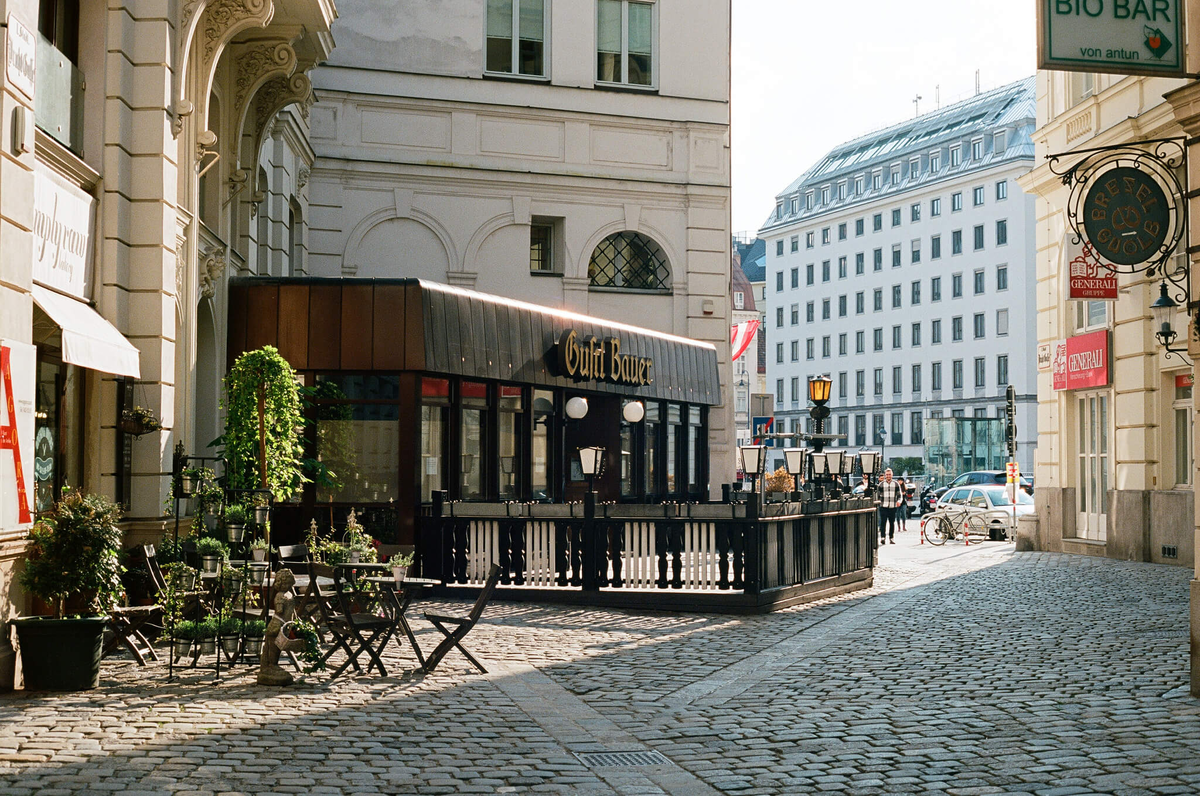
930;151;941;171
805;192;814;210
950;146;962;167
837;182;846;200
971;138;983;160
854;176;864;194
821;186;830;204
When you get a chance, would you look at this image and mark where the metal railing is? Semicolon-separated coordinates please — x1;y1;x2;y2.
35;34;84;154
418;496;877;610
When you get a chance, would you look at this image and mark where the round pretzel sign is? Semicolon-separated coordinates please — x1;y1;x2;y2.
1082;166;1171;266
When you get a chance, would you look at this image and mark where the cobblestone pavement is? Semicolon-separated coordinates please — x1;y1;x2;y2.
2;528;1200;795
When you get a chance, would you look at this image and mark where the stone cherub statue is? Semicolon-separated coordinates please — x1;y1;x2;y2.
257;567;307;686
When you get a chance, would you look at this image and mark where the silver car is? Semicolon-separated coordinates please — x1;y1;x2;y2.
936;485;1034;538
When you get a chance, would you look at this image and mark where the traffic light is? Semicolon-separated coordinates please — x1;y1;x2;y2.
1005;385;1017;456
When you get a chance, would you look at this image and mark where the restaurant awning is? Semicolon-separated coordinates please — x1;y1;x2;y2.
31;285;141;378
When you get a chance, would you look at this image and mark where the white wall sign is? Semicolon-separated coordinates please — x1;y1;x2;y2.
0;340;36;532
5;14;34;99
1038;0;1185;77
32;162;96;301
1037;343;1053;371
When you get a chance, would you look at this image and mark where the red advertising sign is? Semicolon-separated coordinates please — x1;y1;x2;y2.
1176;373;1194;389
1052;330;1109;391
1066;239;1118;301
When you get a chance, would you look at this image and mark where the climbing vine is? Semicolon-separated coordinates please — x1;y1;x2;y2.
222;346;306;501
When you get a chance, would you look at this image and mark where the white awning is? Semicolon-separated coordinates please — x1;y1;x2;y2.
31;285;141;378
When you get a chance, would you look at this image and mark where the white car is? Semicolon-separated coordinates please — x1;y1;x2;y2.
935;485;1034;538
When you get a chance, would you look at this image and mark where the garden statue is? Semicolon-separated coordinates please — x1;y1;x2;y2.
258;567;305;685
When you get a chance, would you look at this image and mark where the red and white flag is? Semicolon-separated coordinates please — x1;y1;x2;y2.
730;319;760;361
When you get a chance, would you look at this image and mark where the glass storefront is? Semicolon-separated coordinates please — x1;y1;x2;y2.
32;308;84;513
314;374;401;504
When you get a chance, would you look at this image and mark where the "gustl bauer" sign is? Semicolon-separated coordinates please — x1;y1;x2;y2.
555;329;653;387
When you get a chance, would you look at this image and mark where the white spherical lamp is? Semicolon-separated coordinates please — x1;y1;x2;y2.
622;401;645;423
565;396;589;420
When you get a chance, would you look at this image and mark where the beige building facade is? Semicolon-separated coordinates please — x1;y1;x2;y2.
304;0;734;496
1020;71;1195;568
0;0;336;688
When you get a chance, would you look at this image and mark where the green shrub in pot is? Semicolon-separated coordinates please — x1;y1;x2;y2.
14;491;124;690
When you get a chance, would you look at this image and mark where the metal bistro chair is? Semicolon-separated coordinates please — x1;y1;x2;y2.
328;565;397;678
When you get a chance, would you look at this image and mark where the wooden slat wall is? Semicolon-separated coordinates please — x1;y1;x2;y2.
227;278;721;405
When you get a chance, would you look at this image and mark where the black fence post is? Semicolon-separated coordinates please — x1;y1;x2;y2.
742;497;760;595
582;491;598;591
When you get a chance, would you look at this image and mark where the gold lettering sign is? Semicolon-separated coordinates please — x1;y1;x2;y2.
555;329;653;387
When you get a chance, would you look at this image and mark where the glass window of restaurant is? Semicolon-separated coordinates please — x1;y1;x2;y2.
420;377;450;502
459;381;489;500
644;401;660;499
665;404;682;495
621;399;640;499
688;406;704;499
498;385;523;500
313;374;401;504
531;389;554;501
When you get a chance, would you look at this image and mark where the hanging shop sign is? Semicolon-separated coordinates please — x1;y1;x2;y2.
1038;0;1185;77
555;329;653;386
1037;343;1053;371
0;340;35;530
1065;237;1118;301
32;162;96;301
1176;372;1194;388
1052;330;1110;391
1050;138;1187;306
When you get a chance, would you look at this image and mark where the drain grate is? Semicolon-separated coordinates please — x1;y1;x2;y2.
575;750;671;768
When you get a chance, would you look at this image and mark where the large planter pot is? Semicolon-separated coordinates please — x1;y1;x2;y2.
247;563;269;586
225;523;246;543
252;505;270;525
13;616;106;691
220;636;241;659
251;548;268;562
244;637;264;658
391;565;408;585
171;638;194;659
200;554;221;574
199;638;216;656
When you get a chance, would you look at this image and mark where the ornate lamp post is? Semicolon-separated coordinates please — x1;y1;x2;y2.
807;375;833;453
739;443;768;515
858;449;881;497
1151;281;1191;361
783;447;807;501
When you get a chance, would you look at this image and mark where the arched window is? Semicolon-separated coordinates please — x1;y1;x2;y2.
588;232;670;291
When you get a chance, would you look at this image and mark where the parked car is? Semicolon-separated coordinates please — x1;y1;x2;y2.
932;485;1035;539
932;471;1032;501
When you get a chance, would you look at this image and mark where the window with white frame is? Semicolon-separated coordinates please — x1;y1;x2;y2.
1175;377;1193;486
487;0;546;76
996;308;1009;336
997;354;1008;386
994;131;1006;153
790;197;799;214
910;157;920;178
596;0;654;86
837;182;846;200
821;186;830;204
930;151;941;172
805;192;814;210
973;186;984;206
733;291;743;309
996;179;1008;200
855;176;864;195
950;146;961;167
971;139;983;160
872;171;882;190
890;165;900;184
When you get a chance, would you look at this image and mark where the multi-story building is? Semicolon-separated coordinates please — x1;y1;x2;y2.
758;78;1038;476
735;236;768;395
0;0;337;687
304;0;734;499
1020;70;1194;563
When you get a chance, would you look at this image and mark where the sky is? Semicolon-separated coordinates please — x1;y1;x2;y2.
731;0;1038;235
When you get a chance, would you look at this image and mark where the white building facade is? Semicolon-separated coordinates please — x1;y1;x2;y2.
758;79;1038;477
304;0;734;495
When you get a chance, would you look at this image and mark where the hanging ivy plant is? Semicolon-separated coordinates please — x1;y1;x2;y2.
221;346;306;501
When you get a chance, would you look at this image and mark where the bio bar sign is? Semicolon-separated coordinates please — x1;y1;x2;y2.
0;340;35;531
1052;329;1110;391
1038;0;1185;77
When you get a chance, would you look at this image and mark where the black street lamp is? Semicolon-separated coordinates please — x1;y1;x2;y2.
807;375;833;453
1151;281;1191;362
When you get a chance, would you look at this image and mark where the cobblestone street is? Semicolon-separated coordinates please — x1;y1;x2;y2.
2;530;1199;795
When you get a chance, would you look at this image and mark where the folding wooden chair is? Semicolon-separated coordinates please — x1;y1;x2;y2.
306;560;366;674
328;566;397;678
103;544;191;665
422;564;501;674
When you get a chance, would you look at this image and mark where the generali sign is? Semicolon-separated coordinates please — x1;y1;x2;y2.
1066;238;1118;301
1052;329;1110;391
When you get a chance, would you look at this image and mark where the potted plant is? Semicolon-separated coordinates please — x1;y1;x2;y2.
119;406;161;436
243;619;267;658
763;467;795;501
195;536;227;574
197;617;218;655
218;617;243;659
224;504;248;544
14;491;124;690
343;509;377;564
171;619;198;660
249;537;270;562
251;493;271;527
164;561;198;591
178;467;201;497
247;560;269;586
390;551;414;585
219;566;244;600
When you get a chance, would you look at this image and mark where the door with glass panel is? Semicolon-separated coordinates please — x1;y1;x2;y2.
1076;391;1110;541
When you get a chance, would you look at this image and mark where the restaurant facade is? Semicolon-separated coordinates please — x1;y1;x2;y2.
227;277;722;547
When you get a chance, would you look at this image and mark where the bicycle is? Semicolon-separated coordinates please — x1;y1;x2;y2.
921;505;988;546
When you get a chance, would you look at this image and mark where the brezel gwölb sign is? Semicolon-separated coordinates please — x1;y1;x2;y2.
555;329;653;386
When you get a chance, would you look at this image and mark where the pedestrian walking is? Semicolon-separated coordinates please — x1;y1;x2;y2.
895;477;909;532
877;468;902;545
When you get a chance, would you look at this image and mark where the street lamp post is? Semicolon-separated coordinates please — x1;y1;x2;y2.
783;447;807;502
738;444;768;517
875;428;887;474
578;446;605;591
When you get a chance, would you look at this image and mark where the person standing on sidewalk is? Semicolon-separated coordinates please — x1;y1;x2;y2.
877;468;902;544
895;477;909;532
